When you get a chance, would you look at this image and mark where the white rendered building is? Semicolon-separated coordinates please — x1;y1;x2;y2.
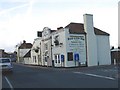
52;14;111;67
41;27;55;66
31;14;111;67
16;40;32;64
31;37;42;65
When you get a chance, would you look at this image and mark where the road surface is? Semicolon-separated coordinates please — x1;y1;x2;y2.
2;63;119;89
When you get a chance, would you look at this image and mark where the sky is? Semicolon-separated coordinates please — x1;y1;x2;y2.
0;0;119;52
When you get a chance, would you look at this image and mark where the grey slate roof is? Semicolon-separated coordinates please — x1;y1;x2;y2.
19;43;32;49
23;50;31;58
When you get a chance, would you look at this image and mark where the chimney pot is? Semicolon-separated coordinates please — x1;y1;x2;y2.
57;27;63;30
23;40;26;43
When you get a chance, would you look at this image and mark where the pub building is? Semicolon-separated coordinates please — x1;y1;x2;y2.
31;14;111;67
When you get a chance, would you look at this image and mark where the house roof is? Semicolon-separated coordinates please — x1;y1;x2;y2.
19;42;32;49
65;23;86;34
23;50;31;58
65;22;109;36
94;27;109;36
51;30;56;33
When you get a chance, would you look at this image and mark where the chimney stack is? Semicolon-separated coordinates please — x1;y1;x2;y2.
57;27;63;30
83;14;98;66
23;40;26;44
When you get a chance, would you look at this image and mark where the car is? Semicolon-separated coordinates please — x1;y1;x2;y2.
0;58;13;72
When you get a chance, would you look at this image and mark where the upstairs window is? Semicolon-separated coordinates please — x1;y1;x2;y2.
54;35;59;46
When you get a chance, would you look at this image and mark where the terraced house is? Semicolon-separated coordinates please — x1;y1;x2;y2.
29;14;111;67
16;40;32;64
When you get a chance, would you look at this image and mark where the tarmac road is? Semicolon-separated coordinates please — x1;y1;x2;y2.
2;63;119;89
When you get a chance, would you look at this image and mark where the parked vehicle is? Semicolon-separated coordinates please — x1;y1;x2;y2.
0;58;13;72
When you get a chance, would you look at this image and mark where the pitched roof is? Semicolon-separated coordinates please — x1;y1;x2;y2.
65;23;86;34
94;27;109;36
51;30;56;33
65;22;109;36
23;50;31;58
19;43;32;49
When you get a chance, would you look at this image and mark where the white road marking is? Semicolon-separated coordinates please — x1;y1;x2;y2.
4;76;14;89
74;72;116;80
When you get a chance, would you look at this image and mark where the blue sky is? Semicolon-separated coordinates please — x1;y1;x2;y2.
0;0;119;52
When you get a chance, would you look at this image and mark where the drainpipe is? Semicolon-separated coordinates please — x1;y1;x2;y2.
51;36;53;67
85;33;88;67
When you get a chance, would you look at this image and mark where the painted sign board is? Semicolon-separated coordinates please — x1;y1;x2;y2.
74;53;79;61
67;35;86;63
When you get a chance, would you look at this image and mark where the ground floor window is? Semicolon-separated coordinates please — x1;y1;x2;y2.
55;55;57;63
33;56;36;63
67;52;73;61
45;57;47;62
58;55;60;63
54;54;60;63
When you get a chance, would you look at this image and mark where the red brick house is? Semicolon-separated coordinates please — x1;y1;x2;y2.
111;48;120;64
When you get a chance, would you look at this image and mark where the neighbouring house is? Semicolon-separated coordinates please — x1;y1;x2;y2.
24;50;32;64
0;49;5;58
30;28;56;66
41;27;56;66
0;49;10;58
0;49;17;62
31;36;42;65
16;40;32;64
111;48;120;64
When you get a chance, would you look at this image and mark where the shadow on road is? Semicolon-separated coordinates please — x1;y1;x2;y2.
2;71;13;76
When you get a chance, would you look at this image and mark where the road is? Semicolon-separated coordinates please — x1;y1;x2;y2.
2;63;119;89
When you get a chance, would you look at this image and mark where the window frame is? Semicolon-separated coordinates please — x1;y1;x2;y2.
67;52;73;61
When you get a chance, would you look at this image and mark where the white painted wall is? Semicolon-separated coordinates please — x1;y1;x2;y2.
52;28;86;67
42;39;52;66
41;40;44;66
65;29;86;67
18;49;30;63
97;35;111;65
31;38;42;65
83;14;98;66
24;57;31;64
52;28;67;67
67;35;86;65
41;27;52;66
